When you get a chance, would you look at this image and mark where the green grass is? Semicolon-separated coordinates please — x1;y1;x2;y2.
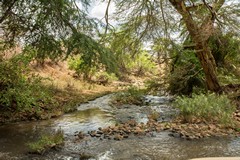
173;93;236;126
111;86;146;105
27;129;64;154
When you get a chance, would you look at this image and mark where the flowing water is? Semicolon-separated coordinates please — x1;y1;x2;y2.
0;94;240;160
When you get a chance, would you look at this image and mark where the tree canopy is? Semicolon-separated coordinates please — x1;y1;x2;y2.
0;0;116;73
105;0;240;91
1;0;240;92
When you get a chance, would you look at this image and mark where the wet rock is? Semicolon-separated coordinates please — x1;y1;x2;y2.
103;134;110;139
168;132;181;138
89;131;97;137
127;119;137;127
114;134;123;141
186;135;195;140
97;130;103;134
79;153;94;160
76;131;85;139
156;127;162;132
95;134;102;137
123;134;129;138
133;127;145;135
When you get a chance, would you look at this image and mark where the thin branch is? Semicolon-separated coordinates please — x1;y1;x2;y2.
104;0;112;35
160;0;168;38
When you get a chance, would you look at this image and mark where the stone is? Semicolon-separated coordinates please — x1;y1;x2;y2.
77;132;85;139
127;119;137;127
123;134;129;138
114;134;123;141
97;130;103;134
95;134;101;137
89;131;97;137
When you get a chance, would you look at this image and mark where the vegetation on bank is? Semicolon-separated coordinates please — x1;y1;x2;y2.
0;54;118;123
173;93;236;126
27;129;64;154
111;86;146;105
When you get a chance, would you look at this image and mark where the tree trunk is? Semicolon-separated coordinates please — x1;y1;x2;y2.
169;0;224;92
195;43;221;92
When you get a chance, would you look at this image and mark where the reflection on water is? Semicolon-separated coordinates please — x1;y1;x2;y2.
54;108;115;136
79;133;240;160
0;107;114;155
0;121;52;154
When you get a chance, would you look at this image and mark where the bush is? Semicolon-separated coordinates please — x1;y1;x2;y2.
168;64;205;95
111;86;146;105
95;71;118;85
169;49;205;95
173;93;236;126
27;129;64;154
125;51;158;76
0;54;54;112
68;55;97;80
145;78;165;95
218;68;240;85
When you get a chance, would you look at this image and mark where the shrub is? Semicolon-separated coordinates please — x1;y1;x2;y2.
111;86;146;105
168;64;205;95
145;78;165;95
125;51;158;76
68;55;97;80
27;129;64;154
168;49;205;95
0;54;54;112
218;68;240;85
173;93;236;126
95;71;118;85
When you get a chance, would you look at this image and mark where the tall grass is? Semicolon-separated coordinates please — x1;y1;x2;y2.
173;93;236;126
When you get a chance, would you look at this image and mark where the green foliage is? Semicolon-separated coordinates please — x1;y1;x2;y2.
1;0;118;75
27;129;64;154
209;32;240;66
169;50;205;95
95;71;118;84
218;68;240;85
145;78;164;95
174;93;236;125
111;86;146;105
125;51;158;76
68;55;118;82
68;55;97;80
0;54;54;112
105;30;157;77
65;32;118;75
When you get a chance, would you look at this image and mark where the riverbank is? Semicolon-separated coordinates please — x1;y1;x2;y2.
0;93;240;159
0;61;128;124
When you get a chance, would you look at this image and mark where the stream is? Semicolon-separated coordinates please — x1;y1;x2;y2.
0;94;240;160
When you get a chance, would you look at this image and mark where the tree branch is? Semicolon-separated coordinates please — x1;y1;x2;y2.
104;0;112;35
0;0;18;24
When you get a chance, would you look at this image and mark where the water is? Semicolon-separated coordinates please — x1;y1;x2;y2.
0;94;240;160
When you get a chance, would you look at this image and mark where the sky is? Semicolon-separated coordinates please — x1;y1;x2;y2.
90;2;115;19
76;1;116;24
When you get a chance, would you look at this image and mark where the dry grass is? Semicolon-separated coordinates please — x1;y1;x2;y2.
31;60;117;94
29;60;119;115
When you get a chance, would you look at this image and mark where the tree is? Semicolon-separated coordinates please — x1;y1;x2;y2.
0;0;116;73
169;0;224;92
106;0;240;92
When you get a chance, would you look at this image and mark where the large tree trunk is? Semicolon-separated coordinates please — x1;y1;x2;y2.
169;0;224;92
195;43;221;92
